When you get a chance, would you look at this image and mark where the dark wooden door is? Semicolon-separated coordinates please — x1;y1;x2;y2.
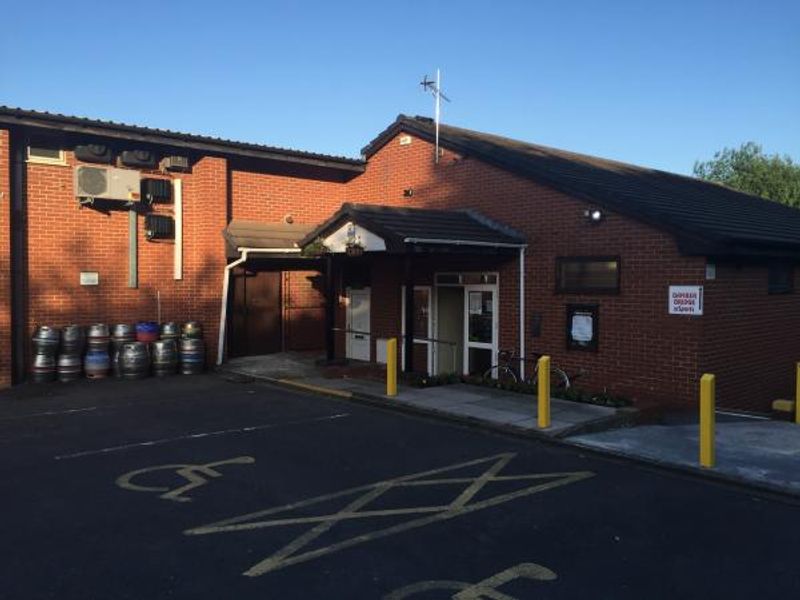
230;270;282;357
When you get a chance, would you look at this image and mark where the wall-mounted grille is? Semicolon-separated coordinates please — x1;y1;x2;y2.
121;149;157;168
75;144;113;164
141;178;172;204
145;214;175;240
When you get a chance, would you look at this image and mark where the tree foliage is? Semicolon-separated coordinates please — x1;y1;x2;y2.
693;142;800;207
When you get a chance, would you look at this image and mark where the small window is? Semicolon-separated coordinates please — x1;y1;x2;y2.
768;262;794;294
556;257;620;294
567;304;599;351
27;144;66;165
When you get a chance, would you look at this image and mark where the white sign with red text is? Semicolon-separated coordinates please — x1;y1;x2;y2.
669;286;703;315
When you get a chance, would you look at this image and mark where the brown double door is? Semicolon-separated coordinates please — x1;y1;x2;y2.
230;269;282;357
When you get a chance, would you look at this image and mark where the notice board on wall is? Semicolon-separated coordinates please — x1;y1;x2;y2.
668;286;703;315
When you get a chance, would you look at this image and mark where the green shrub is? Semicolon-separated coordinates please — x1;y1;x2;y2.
461;375;632;408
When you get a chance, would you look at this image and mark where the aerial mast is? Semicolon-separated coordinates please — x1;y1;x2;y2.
420;68;450;164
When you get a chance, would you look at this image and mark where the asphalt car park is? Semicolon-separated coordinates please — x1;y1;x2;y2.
1;374;799;599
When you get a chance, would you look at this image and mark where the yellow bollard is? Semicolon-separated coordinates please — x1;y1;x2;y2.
796;363;800;425
386;338;398;397
537;355;551;429
700;373;716;468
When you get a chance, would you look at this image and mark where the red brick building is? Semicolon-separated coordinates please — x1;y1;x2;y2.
2;107;799;412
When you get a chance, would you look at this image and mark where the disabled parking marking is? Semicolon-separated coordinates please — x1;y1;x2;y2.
384;561;557;599
185;452;594;577
116;456;255;503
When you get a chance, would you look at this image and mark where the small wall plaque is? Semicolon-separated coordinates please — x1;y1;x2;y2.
80;272;99;286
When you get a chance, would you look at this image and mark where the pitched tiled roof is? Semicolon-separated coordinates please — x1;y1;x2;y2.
299;203;526;253
364;115;800;257
0;106;364;172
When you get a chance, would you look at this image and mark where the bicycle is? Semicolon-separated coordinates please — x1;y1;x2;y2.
483;349;573;390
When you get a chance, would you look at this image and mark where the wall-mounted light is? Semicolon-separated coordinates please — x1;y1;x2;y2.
584;208;603;223
403;188;414;198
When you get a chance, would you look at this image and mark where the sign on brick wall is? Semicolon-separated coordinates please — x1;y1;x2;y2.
668;285;703;315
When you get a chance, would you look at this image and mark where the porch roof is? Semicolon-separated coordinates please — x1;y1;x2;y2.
223;220;315;257
298;203;527;254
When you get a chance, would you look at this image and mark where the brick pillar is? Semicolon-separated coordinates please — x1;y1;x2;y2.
183;156;228;366
0;130;11;388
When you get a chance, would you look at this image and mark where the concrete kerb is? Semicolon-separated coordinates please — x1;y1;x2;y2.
217;368;800;504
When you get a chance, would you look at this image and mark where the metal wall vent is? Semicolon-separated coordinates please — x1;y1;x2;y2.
75;144;113;164
120;149;157;168
145;214;175;240
141;178;172;204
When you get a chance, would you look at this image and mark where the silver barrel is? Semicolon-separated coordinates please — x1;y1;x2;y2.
60;324;85;355
30;353;56;383
160;322;180;341
179;338;205;375
56;354;82;382
86;323;110;353
181;321;203;340
119;342;151;380
151;339;178;377
32;326;60;357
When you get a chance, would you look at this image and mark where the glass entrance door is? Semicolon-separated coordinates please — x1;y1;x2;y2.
463;285;498;376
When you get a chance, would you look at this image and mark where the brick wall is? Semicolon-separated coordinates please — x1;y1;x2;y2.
23;150;224;369
230;166;346;354
5;122;793;410
701;263;800;411
231;168;346;224
0;130;10;387
345;133;708;408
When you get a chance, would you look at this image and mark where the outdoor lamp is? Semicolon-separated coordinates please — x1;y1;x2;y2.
584;208;603;223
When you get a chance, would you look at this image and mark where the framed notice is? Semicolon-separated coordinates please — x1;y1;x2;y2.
80;272;99;286
566;304;598;351
669;285;703;315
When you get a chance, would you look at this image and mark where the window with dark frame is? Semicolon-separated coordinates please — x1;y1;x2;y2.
556;257;620;294
768;262;794;294
566;304;599;351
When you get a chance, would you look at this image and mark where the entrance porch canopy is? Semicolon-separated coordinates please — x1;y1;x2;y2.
297;202;526;255
217;204;528;376
299;203;527;374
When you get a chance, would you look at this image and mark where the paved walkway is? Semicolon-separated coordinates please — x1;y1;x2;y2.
569;416;800;494
222;355;629;437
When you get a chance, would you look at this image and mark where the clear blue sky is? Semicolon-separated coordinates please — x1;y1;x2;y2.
2;0;798;174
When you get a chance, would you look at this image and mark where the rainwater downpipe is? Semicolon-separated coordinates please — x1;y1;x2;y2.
216;247;302;366
518;246;525;381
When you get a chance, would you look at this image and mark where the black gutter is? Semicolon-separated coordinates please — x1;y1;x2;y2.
0;110;365;173
9;128;28;384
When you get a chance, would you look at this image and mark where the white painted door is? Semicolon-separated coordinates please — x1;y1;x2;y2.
346;288;371;361
463;285;498;376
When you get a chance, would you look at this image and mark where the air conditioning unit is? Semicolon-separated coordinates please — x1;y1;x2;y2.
74;166;141;202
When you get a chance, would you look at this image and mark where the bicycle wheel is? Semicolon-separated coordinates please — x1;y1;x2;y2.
531;367;571;390
483;365;518;385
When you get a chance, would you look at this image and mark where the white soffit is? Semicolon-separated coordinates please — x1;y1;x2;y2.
323;221;387;252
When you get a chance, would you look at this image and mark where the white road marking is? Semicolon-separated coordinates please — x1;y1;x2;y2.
54;413;349;460
384;562;557;599
0;406;98;421
185;453;594;577
116;456;256;502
